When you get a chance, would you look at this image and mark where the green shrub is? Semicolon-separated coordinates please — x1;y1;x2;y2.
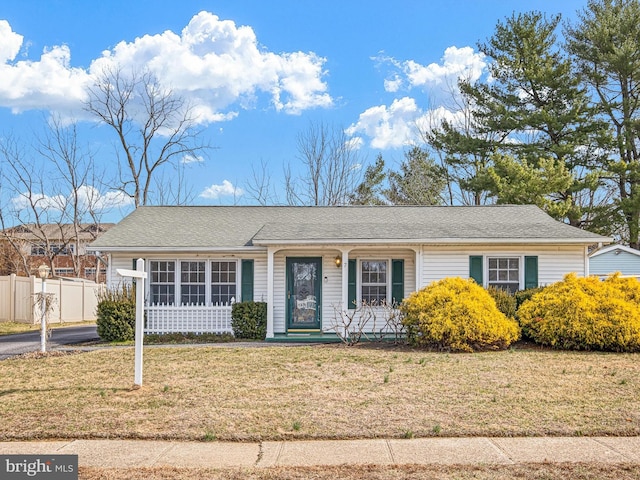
517;273;640;352
96;284;136;342
400;277;520;352
514;287;546;310
486;286;517;319
231;301;267;339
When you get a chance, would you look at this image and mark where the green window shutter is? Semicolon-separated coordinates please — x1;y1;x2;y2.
469;256;483;285
348;259;357;309
241;259;254;302
524;256;538;290
391;259;404;305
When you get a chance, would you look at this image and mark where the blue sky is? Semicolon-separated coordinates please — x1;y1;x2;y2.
1;0;587;222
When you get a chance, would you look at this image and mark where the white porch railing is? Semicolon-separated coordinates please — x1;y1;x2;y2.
145;303;234;334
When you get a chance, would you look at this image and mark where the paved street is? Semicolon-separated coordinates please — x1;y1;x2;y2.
0;325;99;360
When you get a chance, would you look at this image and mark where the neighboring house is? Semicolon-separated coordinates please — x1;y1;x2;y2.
1;223;113;282
88;205;610;340
589;244;640;278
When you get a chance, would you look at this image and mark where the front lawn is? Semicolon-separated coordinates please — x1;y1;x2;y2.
1;344;638;441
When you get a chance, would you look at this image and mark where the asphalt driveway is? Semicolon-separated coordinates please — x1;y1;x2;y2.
0;325;99;360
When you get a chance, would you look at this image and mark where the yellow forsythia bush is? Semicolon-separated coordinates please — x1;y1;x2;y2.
400;277;520;352
518;273;640;352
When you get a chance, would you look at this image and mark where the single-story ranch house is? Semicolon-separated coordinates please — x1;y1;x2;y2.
88;205;611;340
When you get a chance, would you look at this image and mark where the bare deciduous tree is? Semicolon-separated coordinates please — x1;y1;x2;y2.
285;121;363;206
85;66;209;207
0;121;106;277
244;160;279;205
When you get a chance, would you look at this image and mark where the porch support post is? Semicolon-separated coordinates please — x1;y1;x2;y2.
413;246;422;291
584;245;589;277
266;247;275;338
340;248;350;312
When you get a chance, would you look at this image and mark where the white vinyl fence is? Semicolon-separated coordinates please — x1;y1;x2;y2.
0;274;104;324
145;303;234;334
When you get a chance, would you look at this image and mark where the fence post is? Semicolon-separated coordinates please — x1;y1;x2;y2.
9;274;16;322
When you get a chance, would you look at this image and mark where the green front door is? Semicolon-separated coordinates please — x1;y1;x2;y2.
286;257;322;331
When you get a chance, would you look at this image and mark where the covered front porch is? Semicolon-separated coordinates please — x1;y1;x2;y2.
263;245;420;339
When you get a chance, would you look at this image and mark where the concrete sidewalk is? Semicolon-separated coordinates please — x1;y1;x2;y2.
1;437;640;468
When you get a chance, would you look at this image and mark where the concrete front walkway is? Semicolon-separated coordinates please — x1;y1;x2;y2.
1;437;640;468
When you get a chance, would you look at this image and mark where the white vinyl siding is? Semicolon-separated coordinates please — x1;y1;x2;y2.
421;245;588;289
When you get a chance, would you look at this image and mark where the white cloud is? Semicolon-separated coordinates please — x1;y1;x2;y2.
346;97;421;150
375;46;486;99
199;180;244;199
347;99;468;151
11;192;66;212
403;46;486;89
181;154;205;164
75;185;134;211
351;46;487;150
0;20;22;63
0;12;332;120
384;75;402;93
10;186;134;214
0;24;90;114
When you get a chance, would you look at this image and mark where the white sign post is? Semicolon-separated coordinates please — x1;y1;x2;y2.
116;258;147;387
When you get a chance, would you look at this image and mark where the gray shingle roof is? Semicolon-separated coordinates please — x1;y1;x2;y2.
88;205;611;251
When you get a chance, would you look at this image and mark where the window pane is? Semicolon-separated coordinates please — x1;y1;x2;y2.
487;257;519;293
180;261;206;305
361;260;388;304
211;261;237;304
150;261;176;305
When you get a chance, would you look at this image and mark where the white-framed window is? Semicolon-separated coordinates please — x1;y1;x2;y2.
211;261;236;305
54;267;74;276
180;261;206;305
150;260;176;305
360;259;388;305
31;243;75;256
147;259;238;306
84;267;107;278
487;257;520;294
